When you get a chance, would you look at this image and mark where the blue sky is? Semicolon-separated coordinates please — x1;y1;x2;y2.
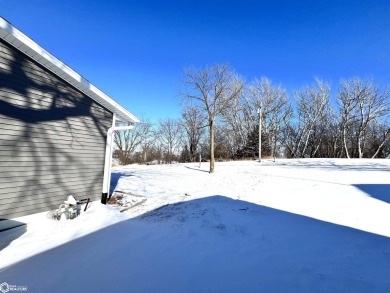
2;1;390;122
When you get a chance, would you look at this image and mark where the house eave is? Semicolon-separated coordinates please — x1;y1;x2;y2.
0;17;139;124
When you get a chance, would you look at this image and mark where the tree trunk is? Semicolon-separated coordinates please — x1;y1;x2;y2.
209;119;215;173
301;130;312;158
273;132;277;162
143;150;147;163
358;135;363;158
168;142;171;163
312;143;321;158
342;127;350;159
371;130;390;158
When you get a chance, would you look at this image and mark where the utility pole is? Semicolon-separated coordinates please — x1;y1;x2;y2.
257;103;262;163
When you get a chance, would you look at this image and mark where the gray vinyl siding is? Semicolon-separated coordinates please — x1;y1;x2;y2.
0;39;113;219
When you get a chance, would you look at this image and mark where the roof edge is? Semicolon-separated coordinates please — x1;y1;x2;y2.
0;17;140;124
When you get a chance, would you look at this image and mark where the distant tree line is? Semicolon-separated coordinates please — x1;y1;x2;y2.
113;64;390;171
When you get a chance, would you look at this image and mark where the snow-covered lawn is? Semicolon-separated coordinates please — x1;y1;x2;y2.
1;159;390;292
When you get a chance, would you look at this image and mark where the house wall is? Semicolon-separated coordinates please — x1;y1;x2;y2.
0;39;113;219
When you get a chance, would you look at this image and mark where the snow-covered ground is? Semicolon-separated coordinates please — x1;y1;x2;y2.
1;159;390;292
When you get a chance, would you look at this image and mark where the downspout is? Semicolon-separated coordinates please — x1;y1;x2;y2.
101;115;134;204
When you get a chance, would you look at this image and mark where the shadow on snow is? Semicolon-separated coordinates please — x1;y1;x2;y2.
184;166;210;173
354;184;390;204
0;219;26;251
109;172;135;195
1;196;390;292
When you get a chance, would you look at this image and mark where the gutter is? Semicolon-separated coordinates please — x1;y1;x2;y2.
101;116;134;204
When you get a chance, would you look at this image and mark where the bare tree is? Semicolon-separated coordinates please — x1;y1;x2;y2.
113;126;143;165
246;78;292;159
313;109;342;158
338;79;390;158
220;91;249;153
138;120;156;163
113;115;157;165
287;79;331;158
180;64;244;172
158;118;183;163
368;119;390;158
180;106;206;162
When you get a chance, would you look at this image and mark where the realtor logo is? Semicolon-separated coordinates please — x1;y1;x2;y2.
0;283;9;293
0;282;27;292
